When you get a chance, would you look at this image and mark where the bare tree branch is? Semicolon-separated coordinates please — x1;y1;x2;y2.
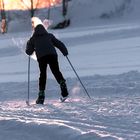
62;0;68;18
20;0;40;17
0;0;7;33
20;0;30;9
0;0;6;19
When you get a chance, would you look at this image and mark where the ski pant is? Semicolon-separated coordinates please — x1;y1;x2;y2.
38;55;67;96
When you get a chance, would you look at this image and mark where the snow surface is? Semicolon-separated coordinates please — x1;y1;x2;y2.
1;0;140;140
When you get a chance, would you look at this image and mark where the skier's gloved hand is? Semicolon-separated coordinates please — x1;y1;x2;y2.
63;49;68;56
63;52;68;56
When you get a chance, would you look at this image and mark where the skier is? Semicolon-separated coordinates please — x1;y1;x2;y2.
25;17;69;104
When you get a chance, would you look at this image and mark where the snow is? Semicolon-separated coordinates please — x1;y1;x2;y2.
0;0;140;140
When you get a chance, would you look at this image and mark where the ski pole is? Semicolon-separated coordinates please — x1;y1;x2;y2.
66;56;91;99
26;56;30;105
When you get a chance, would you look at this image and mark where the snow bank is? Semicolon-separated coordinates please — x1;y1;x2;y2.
69;0;140;26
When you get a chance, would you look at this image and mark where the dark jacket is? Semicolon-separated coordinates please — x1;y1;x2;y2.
26;25;68;59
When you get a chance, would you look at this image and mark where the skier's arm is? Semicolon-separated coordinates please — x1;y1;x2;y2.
25;38;34;55
51;34;68;56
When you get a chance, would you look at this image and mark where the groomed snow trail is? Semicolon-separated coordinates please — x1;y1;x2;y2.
0;72;140;140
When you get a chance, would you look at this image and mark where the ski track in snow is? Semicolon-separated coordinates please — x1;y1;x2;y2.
1;72;140;140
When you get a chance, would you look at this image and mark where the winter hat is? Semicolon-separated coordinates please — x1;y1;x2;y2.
31;17;43;29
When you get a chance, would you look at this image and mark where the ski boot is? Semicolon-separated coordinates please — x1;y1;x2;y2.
60;80;69;102
60;96;69;102
36;90;45;104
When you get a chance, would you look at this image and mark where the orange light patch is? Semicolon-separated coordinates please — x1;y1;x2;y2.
0;0;61;10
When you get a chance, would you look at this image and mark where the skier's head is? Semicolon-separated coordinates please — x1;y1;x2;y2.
31;17;43;30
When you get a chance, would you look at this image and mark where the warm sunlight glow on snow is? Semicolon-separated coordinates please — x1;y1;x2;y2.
0;0;61;10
